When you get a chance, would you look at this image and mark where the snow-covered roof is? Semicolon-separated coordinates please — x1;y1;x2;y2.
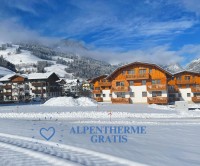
173;70;200;75
27;72;55;80
0;74;16;82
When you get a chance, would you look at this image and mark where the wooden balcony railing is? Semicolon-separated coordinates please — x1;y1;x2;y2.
32;82;46;87
98;82;111;87
111;86;129;92
3;85;12;89
125;74;149;80
148;97;168;104
176;79;196;84
147;84;167;91
192;97;200;103
32;89;46;94
94;97;103;102
3;92;12;96
111;98;130;104
191;87;200;93
93;90;102;94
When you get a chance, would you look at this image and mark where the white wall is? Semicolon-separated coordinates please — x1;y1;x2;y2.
179;88;193;102
102;90;111;102
129;85;147;103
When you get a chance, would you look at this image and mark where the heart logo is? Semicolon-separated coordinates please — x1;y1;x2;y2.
40;127;55;141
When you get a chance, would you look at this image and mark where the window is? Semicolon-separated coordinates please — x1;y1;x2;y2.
185;76;190;80
152;79;161;84
142;80;146;85
128;70;135;74
116;81;124;86
96;94;101;97
186;84;190;88
122;71;126;75
139;69;146;75
129;81;134;86
117;92;125;98
152;91;162;97
130;92;134;97
109;94;112;97
95;87;100;90
103;94;106;97
142;92;147;97
178;85;182;88
149;68;152;73
187;93;191;97
177;76;181;80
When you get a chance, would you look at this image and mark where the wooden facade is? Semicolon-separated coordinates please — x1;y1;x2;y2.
91;62;200;104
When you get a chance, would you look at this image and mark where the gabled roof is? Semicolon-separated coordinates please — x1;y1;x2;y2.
106;61;172;80
0;74;26;82
90;74;108;83
173;70;200;75
27;72;56;80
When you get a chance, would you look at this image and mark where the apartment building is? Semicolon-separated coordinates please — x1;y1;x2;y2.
90;74;112;102
0;72;62;102
168;71;200;103
91;62;200;104
0;74;29;102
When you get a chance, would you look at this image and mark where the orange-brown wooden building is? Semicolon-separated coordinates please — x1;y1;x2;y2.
91;62;200;104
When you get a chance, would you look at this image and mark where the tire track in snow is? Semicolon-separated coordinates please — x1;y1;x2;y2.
0;133;147;166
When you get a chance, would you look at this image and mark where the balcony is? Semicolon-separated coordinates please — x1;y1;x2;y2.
191;87;200;93
93;90;102;94
148;97;168;104
3;85;12;89
111;86;129;92
147;84;167;91
3;92;12;96
32;89;46;94
125;74;149;80
176;79;196;84
111;98;130;104
94;97;103;102
192;97;200;103
98;82;111;87
32;82;46;87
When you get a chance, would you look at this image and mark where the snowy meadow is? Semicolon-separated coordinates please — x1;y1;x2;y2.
0;98;199;166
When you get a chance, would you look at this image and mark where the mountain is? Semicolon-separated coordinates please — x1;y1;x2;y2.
162;63;183;74
0;41;117;79
186;58;200;72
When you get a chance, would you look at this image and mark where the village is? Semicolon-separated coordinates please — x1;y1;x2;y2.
0;61;200;105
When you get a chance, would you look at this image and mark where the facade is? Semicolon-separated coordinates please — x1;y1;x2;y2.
168;71;200;103
0;72;62;102
28;73;61;100
91;75;112;102
91;62;200;104
0;74;29;102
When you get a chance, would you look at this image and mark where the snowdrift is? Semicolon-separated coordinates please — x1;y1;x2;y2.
43;97;97;107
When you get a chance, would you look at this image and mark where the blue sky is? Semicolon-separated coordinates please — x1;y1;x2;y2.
1;0;200;65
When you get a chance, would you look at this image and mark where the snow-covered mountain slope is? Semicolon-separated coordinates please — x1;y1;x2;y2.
44;64;72;78
0;45;43;65
162;63;183;74
186;58;200;72
0;66;15;77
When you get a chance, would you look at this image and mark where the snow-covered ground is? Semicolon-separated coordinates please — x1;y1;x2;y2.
0;45;43;65
0;66;15;76
44;64;70;78
0;103;199;166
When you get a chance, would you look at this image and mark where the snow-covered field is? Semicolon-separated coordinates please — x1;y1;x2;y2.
0;102;199;166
